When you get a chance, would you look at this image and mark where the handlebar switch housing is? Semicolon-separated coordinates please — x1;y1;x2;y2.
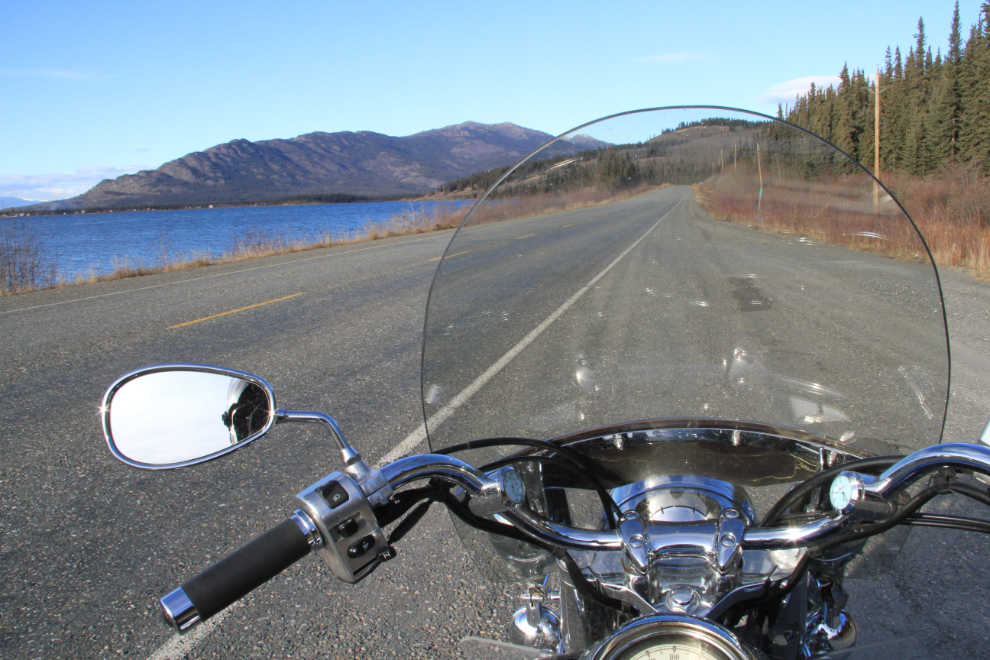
295;472;388;583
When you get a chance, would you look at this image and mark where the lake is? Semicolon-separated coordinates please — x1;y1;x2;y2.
18;200;470;278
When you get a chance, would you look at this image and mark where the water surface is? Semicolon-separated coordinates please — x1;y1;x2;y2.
21;200;468;277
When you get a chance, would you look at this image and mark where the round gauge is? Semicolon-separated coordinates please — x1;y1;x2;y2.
590;615;757;660
829;474;853;511
616;633;732;660
829;471;865;515
502;468;526;504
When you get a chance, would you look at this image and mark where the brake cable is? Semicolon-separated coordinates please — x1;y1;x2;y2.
480;453;622;527
904;513;990;534
431;483;625;611
759;455;902;527
437;436;621;528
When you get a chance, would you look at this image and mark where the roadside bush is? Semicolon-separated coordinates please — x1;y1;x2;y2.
0;220;58;295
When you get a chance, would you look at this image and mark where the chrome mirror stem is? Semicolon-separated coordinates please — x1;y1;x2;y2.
276;409;369;476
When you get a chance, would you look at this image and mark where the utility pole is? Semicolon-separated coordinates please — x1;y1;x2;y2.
756;142;764;215
734;143;737;170
866;66;887;215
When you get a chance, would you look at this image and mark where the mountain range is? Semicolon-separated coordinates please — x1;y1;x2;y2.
1;196;39;209
41;122;609;210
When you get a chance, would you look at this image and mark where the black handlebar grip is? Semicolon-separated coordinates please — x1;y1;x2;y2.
161;518;312;630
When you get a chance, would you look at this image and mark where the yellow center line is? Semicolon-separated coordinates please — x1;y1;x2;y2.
428;250;470;262
516;233;536;239
562;224;572;228
169;292;305;329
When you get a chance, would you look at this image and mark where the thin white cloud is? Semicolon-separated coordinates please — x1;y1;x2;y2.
0;69;98;80
637;52;708;64
758;75;842;106
0;165;149;202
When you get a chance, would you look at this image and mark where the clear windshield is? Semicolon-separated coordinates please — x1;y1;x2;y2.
420;107;949;576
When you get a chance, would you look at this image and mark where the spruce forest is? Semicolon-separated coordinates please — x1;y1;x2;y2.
782;2;987;178
753;1;990;278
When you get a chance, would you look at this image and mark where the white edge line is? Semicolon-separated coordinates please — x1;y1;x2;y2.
146;602;239;660
377;191;681;466
146;189;680;659
2;234;444;316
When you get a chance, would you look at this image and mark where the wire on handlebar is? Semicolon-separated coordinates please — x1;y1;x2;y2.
811;479;990;551
813;485;942;552
710;552;812;625
558;549;626;611
375;484;440;528
435;436;620;528
758;455;903;527
904;513;990;534
944;481;990;507
434;437;604;478
388;499;435;545
480;454;622;527
428;483;626;611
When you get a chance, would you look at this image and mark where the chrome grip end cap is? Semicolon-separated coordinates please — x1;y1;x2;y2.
161;587;201;633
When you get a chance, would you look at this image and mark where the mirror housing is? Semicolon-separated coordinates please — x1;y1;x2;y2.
102;364;277;470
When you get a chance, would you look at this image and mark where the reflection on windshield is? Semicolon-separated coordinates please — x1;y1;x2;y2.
423;108;948;462
420;107;949;586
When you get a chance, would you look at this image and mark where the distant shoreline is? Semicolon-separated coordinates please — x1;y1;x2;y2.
0;185;656;296
0;191;443;219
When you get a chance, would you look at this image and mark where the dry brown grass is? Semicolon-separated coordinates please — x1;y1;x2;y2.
466;183;664;227
695;169;990;281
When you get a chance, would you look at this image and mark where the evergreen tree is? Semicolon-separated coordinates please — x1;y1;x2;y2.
834;64;857;158
887;47;907;171
784;4;990;176
961;4;990;172
933;2;964;161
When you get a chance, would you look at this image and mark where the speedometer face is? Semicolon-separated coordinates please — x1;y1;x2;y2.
625;647;721;660
829;474;853;510
618;634;733;660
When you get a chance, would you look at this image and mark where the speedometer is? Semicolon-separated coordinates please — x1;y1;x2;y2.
589;615;760;660
618;633;732;660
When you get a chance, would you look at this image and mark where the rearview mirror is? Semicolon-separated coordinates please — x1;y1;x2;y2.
102;364;277;469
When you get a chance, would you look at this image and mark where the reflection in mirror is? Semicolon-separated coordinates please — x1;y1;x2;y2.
107;370;273;466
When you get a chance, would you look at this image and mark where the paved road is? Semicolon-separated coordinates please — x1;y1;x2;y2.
0;186;988;659
425;188;947;459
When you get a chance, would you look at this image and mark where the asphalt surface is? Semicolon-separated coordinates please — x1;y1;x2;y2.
424;187;947;459
0;186;988;659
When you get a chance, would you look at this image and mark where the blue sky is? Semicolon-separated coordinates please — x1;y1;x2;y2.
1;0;981;201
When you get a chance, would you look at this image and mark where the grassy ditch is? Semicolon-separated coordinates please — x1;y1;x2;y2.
694;169;990;281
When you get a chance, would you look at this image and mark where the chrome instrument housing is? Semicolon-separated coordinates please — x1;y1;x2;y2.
587;614;761;660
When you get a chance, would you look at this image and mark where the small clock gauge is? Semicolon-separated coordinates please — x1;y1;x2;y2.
502;468;526;505
829;472;864;515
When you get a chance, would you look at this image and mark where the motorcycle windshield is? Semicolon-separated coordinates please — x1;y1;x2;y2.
421;108;949;575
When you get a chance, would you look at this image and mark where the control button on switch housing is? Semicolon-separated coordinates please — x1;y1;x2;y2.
322;482;350;509
348;535;376;559
336;517;360;539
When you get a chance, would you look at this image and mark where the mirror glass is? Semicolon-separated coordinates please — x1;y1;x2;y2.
107;370;273;466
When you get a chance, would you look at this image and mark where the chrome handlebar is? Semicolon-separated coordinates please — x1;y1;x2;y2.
868;443;990;498
379;454;526;517
379;444;990;554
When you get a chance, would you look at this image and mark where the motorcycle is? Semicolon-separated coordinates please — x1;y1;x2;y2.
101;107;990;659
